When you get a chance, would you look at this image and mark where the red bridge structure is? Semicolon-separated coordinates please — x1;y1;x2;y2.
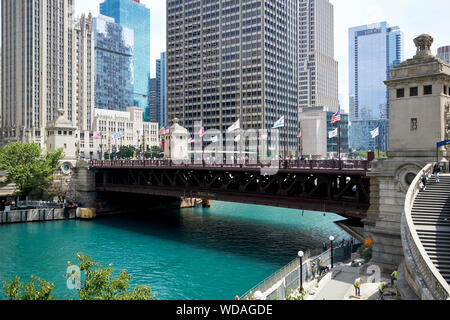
91;159;371;219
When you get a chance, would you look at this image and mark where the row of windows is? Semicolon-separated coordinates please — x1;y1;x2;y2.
396;85;433;98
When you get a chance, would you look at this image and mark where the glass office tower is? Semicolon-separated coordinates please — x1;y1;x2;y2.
100;0;151;120
94;15;134;111
156;52;167;127
348;22;403;152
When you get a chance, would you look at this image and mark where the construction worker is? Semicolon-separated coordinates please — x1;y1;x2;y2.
311;262;316;278
379;282;386;300
353;277;362;297
391;270;398;286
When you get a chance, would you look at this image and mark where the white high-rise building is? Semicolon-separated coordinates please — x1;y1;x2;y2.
1;0;76;147
298;0;339;112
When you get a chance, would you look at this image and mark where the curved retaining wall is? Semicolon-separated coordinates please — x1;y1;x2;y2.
402;163;450;300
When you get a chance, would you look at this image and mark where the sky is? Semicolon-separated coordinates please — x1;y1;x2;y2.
2;0;447;113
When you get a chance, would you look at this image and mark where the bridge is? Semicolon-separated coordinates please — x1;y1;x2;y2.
91;159;371;219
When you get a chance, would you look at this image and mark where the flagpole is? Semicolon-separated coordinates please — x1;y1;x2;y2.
338;120;341;169
377;122;380;159
100;132;103;160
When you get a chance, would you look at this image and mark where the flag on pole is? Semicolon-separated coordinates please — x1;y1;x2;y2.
297;131;302;139
188;137;195;144
159;126;170;136
330;109;341;124
350;148;356;153
93;132;102;139
198;127;205;138
370;127;379;139
272;116;285;128
234;134;241;142
227;119;240;132
111;131;123;140
135;128;143;137
329;128;338;139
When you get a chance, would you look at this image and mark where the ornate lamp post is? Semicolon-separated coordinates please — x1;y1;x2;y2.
298;250;304;292
329;236;335;269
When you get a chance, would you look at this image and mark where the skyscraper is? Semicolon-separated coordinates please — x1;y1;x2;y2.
149;78;157;123
167;0;299;155
156;52;167;127
94;14;134;112
298;0;339;112
1;0;76;147
100;0;151;120
348;22;403;152
437;46;450;63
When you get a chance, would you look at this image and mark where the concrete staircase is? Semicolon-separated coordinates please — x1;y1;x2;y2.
411;174;450;285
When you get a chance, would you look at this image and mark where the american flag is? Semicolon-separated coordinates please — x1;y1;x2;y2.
330;109;341;124
198;126;205;138
159;126;170;136
93;132;102;140
188;137;195;144
297;131;302;139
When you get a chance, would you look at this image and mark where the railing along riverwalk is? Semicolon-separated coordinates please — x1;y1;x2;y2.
240;243;360;300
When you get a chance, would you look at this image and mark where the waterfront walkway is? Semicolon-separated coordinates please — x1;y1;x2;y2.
305;264;398;300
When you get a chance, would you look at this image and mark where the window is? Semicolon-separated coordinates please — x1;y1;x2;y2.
396;88;405;98
444;85;448;95
411;118;418;131
410;87;418;96
424;85;432;95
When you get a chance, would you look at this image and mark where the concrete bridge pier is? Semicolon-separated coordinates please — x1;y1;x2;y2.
363;159;425;271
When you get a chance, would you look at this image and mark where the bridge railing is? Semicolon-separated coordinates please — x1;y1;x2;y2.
402;163;450;300
91;159;371;171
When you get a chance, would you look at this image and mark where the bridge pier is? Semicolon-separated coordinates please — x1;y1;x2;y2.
364;158;427;271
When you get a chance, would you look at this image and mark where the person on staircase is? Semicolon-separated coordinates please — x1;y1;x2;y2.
433;163;441;183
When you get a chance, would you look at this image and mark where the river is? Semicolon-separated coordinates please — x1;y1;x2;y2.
0;201;348;300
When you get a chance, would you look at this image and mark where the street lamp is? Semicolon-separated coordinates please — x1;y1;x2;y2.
329;236;335;269
298;251;304;292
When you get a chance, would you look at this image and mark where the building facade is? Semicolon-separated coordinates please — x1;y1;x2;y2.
348;22;404;152
1;0;76;147
149;78;157;123
74;14;96;158
100;0;151;121
299;106;348;158
437;46;450;63
298;0;339;112
167;0;299;155
156;52;167;127
93;107;159;160
94;15;134;112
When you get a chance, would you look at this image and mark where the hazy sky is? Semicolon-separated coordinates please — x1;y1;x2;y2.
14;0;450;112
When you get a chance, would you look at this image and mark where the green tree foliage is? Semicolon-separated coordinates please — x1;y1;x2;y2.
0;142;64;198
2;275;55;300
66;253;155;300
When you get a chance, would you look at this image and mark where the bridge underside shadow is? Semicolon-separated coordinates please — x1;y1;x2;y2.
94;168;370;219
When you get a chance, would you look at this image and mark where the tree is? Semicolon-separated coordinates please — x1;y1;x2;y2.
2;275;55;300
66;253;155;300
0;142;64;198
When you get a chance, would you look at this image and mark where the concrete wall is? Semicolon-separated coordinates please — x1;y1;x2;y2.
0;208;76;224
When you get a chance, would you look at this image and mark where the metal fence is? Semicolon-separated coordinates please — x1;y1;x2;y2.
241;243;361;300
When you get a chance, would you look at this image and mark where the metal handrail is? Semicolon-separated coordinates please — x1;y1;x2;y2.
403;163;450;299
239;245;355;300
90;159;371;171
